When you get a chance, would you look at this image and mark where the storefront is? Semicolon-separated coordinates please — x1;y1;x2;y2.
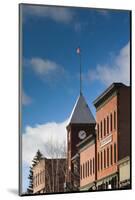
118;156;130;189
96;173;118;190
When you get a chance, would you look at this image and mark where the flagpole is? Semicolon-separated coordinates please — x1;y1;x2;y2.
79;50;82;95
76;47;82;95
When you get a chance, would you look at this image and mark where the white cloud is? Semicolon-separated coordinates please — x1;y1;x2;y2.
30;57;60;76
22;91;32;105
22;119;69;165
88;42;130;86
25;57;66;84
23;5;74;23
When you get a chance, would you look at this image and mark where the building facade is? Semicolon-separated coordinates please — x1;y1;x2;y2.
33;158;66;194
77;134;96;191
31;83;130;194
93;83;131;190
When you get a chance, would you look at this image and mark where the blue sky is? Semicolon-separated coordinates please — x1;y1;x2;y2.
21;4;130;193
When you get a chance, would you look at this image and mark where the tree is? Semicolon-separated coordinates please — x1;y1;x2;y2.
44;139;67;193
27;166;33;194
27;149;43;194
32;149;43;167
27;143;66;194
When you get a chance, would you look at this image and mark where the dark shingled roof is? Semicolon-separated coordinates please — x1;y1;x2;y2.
68;93;96;124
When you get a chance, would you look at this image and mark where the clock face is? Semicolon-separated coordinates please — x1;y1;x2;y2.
78;130;87;140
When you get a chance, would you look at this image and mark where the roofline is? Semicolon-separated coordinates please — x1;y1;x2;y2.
35;157;66;161
93;82;129;107
67;92;96;125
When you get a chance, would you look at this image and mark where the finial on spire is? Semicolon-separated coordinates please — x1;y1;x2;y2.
76;47;82;95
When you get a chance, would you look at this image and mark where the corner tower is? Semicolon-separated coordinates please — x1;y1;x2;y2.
66;92;96;188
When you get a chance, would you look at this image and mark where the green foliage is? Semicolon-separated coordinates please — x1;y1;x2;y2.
27;149;43;194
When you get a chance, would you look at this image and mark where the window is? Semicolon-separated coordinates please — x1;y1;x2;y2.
98;153;100;171
93;158;95;174
104;118;106;136
90;159;92;175
39;172;40;184
104;149;106;168
86;162;87;177
107;116;109;134
97;124;99;140
101;151;103;170
33;176;35;187
41;172;43;183
37;175;38;186
114;111;116;130
107;147;109;167
110;113;112;132
37;174;38;185
88;161;89;176
101;121;102;138
83;163;84;179
42;171;44;183
89;160;90;175
80;165;82;179
40;171;41;183
35;175;37;186
114;143;116;163
38;173;40;185
37;174;38;186
110;145;113;165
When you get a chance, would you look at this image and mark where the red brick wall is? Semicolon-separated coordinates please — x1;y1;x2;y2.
96;95;118;180
80;144;95;187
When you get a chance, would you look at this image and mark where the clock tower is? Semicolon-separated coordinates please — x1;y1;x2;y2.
66;92;96;189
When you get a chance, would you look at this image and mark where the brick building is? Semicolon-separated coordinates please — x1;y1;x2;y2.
33;157;66;194
66;93;96;191
31;83;130;194
93;83;131;189
77;134;96;191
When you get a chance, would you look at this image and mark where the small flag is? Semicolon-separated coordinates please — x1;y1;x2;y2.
76;47;81;54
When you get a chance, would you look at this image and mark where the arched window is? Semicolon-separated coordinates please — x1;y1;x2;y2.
90;159;92;175
107;116;109;134
110;145;113;165
110;113;112;132
104;118;106;136
40;171;42;183
88;161;89;176
93;158;95;174
101;151;103;170
107;147;109;167
114;143;116;163
97;124;99;140
104;149;106;168
98;153;100;171
114;111;116;130
35;175;37;186
83;163;84;179
86;162;87;177
80;165;82;179
101;121;103;138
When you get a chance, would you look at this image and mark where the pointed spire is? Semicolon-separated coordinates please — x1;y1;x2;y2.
68;93;95;124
